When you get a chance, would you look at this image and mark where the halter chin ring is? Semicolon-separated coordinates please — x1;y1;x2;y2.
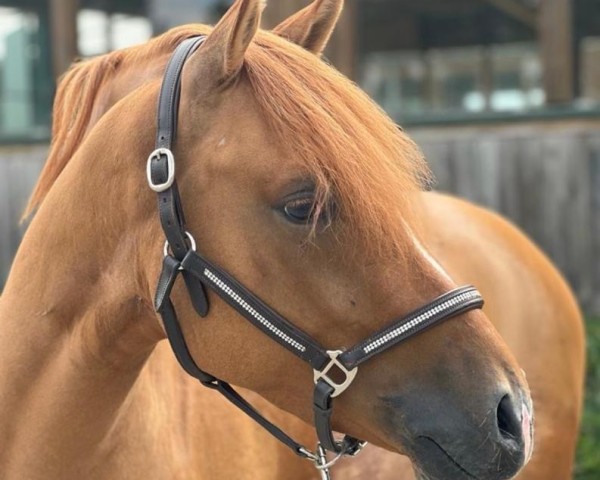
314;350;358;398
163;231;197;258
147;148;176;192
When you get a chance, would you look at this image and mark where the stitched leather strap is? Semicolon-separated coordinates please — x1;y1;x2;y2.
339;286;485;369
181;251;331;370
155;256;315;458
150;36;209;317
155;256;216;382
151;36;205;260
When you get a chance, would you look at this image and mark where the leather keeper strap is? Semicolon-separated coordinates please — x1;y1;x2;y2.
155;256;216;383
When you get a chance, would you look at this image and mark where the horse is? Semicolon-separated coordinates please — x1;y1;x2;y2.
0;0;585;479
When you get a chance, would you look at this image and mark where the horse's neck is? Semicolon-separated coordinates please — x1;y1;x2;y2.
0;119;170;478
0;261;159;479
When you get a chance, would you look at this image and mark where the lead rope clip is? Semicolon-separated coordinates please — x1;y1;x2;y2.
316;444;337;480
301;440;369;479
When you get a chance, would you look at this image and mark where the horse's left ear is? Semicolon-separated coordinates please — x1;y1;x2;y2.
188;0;264;87
273;0;343;55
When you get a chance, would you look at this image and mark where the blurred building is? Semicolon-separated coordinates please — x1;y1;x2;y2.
0;0;598;142
0;0;599;313
358;0;600;123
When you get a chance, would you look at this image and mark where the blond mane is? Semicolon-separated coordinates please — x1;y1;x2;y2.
26;24;430;257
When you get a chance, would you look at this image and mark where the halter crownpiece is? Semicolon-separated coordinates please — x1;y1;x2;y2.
149;36;484;476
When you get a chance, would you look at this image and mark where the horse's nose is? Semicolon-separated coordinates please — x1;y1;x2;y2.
495;393;534;469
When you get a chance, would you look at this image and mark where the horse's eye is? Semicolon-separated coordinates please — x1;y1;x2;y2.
283;197;315;224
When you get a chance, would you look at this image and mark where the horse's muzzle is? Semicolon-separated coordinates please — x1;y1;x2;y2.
381;385;534;480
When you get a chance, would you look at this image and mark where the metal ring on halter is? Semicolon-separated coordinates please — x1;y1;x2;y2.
147;148;176;192
163;231;197;258
314;446;345;471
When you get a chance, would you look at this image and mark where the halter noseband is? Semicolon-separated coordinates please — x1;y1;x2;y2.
149;36;484;477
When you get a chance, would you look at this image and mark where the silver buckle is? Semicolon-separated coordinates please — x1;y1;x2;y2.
346;441;368;457
163;231;197;258
147;148;175;192
313;350;358;398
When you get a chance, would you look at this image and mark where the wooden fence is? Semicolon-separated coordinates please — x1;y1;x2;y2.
0;145;46;286
412;119;600;315
1;118;599;314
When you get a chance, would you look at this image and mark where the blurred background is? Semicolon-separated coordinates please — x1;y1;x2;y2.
0;0;598;477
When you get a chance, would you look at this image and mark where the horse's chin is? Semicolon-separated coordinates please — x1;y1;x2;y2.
399;438;524;480
387;449;480;480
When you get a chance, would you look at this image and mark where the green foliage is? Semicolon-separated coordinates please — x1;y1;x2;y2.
576;318;600;479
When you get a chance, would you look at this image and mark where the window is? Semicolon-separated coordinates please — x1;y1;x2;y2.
361;44;544;119
77;10;152;58
357;0;600;123
0;7;52;141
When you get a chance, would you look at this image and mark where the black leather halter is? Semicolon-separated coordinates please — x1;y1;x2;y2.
149;36;484;473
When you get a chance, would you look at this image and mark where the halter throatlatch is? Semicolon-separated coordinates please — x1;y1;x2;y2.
149;36;485;477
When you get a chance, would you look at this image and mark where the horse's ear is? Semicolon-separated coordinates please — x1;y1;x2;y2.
273;0;343;55
190;0;264;85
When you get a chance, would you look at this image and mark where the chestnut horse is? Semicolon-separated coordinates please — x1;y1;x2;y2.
0;1;584;479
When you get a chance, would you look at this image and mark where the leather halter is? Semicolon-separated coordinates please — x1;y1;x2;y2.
149;36;484;473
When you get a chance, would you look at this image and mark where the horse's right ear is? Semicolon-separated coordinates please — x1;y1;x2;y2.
273;0;343;55
188;0;264;88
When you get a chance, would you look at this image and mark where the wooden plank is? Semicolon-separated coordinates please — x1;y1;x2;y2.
0;162;12;286
365;0;483;15
0;147;47;287
495;137;523;226
562;135;593;306
260;0;358;78
261;0;303;29
475;137;502;208
514;137;543;233
325;0;358;78
538;0;575;104
420;140;453;191
49;0;79;78
586;133;600;314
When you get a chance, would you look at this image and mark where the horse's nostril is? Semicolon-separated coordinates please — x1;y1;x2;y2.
496;394;522;442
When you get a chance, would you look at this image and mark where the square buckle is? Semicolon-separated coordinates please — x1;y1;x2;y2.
313;350;358;398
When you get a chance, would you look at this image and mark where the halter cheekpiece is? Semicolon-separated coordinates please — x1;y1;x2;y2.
149;36;484;478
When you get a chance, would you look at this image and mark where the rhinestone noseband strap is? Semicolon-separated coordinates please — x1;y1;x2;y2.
149;36;484;473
